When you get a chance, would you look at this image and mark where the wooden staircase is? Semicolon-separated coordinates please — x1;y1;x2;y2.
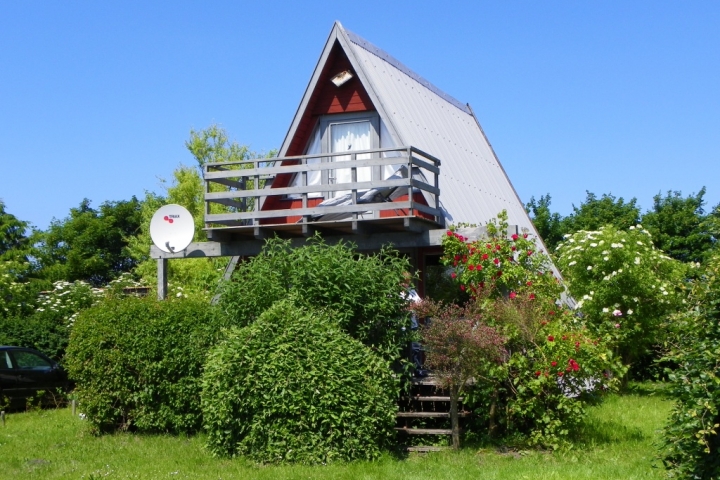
395;375;469;451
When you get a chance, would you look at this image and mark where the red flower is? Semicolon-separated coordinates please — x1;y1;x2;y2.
541;321;548;326
460;284;466;291
479;282;485;289
523;233;528;238
529;293;536;300
493;258;500;265
527;250;533;256
447;230;453;236
526;281;533;286
535;370;541;376
468;264;475;271
453;261;458;267
509;291;517;299
495;244;501;251
476;265;483;271
486;244;492;249
511;234;519;241
557;372;564;377
496;271;502;277
454;255;460;261
561;335;568;341
575;342;580;350
549;311;555;315
547;335;555;342
451;272;457;279
511;246;516;251
482;253;489;260
551;361;557;367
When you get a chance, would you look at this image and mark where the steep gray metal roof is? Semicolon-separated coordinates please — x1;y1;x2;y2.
340;25;541;241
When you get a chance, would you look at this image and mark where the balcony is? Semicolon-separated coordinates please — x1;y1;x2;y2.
203;146;443;240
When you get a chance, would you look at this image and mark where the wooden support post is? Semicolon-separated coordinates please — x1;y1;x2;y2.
71;399;77;416
1;411;5;426
157;258;168;300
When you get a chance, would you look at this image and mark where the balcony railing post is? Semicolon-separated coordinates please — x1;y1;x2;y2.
253;161;259;226
301;158;309;224
407;146;414;218
351;152;358;222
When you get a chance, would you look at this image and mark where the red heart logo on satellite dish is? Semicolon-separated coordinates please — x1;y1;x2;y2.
163;216;174;224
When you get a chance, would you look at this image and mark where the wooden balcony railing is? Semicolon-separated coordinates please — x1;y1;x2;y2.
203;146;442;230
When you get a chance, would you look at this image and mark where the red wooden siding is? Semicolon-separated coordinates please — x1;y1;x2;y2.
262;39;376;219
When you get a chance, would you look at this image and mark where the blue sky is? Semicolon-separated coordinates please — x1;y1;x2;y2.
1;1;719;230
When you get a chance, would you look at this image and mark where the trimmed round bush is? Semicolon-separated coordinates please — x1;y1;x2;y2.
65;296;228;433
201;299;398;464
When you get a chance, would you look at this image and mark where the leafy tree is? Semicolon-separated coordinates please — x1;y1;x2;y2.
564;192;641;233
36;198;143;286
0;201;31;260
129;124;275;296
526;194;566;252
641;188;714;263
412;299;505;449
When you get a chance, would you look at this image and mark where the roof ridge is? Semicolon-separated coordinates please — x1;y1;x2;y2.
343;28;471;115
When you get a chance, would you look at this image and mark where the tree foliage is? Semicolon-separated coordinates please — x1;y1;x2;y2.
36;197;143;286
525;194;565;252
129;124;274;296
642;187;713;263
565;191;641;233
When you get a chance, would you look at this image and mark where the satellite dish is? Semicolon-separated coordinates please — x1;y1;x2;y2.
150;204;195;253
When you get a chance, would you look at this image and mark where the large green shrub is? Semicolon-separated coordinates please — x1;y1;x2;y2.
65;296;227;433
201;299;398;464
662;252;720;479
217;235;412;361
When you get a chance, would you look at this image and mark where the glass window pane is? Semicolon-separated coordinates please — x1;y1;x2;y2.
13;351;53;370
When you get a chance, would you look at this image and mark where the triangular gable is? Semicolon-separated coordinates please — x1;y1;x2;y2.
272;22;549;258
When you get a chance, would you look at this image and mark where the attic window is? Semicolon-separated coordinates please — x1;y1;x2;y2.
331;70;353;87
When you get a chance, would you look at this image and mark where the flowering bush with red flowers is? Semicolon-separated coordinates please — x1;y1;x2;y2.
442;211;563;303
439;211;623;448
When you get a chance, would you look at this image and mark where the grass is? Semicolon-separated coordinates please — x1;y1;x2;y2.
0;385;672;480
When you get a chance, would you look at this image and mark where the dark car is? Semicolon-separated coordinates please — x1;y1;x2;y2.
0;346;71;410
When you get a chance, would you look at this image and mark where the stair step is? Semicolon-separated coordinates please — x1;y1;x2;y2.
397;411;469;418
401;396;463;402
406;446;449;452
395;427;455;435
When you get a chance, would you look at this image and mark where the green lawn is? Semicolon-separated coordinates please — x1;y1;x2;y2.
0;386;672;480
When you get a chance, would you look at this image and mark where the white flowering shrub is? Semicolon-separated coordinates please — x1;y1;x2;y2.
35;280;104;327
555;225;687;366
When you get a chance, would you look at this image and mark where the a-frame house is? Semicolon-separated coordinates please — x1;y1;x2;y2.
152;22;549;298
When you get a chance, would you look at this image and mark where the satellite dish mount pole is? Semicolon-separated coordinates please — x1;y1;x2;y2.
157;258;168;300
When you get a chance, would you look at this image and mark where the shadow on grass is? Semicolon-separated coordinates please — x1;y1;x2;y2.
624;381;672;398
571;415;646;446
